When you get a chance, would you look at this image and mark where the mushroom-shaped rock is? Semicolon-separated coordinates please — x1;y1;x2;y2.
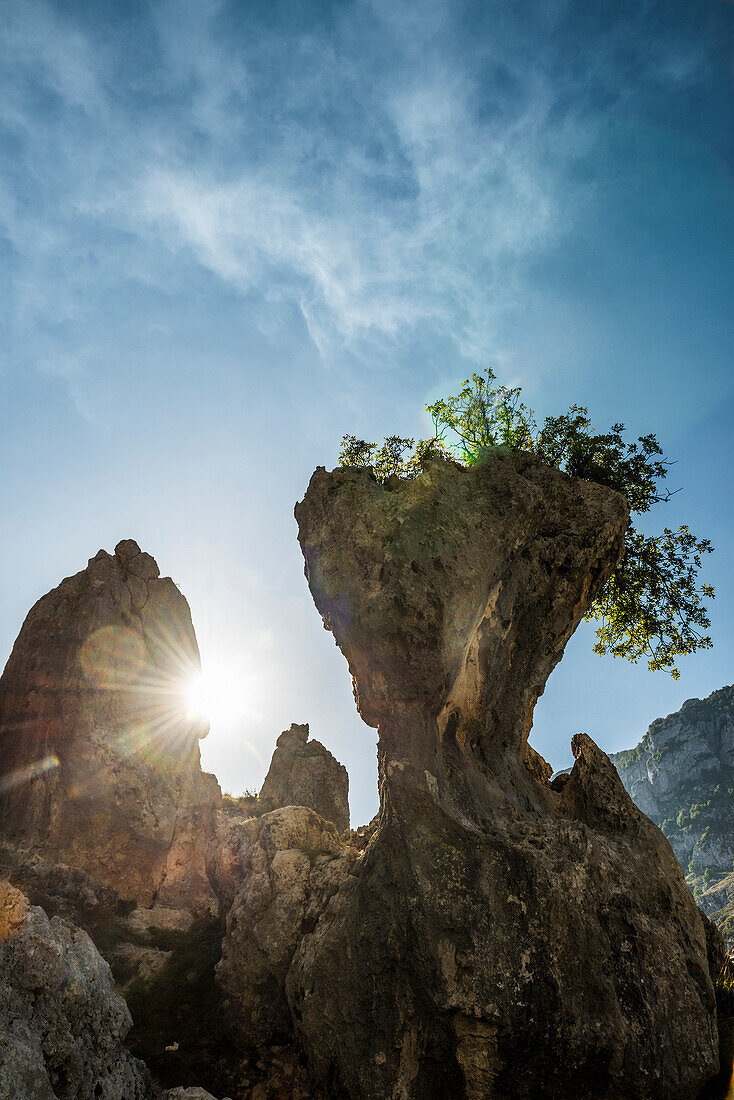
292;454;719;1099
259;723;350;832
0;541;220;916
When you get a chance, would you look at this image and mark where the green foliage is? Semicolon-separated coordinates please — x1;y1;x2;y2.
338;434;447;482
589;525;714;677
339;367;714;677
426;373;535;459
613;741;647;770
221;789;261;817
714;966;734;1016
697;967;734;1099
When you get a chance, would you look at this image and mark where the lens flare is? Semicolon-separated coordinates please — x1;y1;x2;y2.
75;612;207;764
80;625;145;688
0;754;59;793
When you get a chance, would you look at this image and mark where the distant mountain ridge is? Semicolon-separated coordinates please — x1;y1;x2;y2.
611;685;734;945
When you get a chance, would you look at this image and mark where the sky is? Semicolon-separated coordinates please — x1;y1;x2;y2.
0;0;733;827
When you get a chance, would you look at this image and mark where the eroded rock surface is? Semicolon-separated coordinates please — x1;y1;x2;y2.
0;879;152;1099
163;1089;231;1100
0;540;220;917
612;686;734;941
293;453;719;1099
214;805;356;1046
258;723;349;832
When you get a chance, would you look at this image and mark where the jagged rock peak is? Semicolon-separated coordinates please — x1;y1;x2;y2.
259;722;350;831
113;537;160;578
0;541;220;916
292;453;719;1099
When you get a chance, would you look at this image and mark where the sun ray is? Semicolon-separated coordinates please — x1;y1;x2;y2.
185;663;262;726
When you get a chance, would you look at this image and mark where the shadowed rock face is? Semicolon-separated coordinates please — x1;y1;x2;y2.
259;723;350;832
0;540;220;916
0;879;153;1099
293;454;719;1100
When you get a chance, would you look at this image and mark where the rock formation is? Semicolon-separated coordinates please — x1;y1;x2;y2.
292;453;719;1099
258;723;349;832
214;805;356;1046
0;484;727;1099
0;878;153;1099
163;1090;231;1100
0;540;220;917
0;538;355;1098
612;686;734;943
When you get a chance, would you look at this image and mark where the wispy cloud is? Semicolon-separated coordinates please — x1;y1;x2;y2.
0;0;719;394
132;2;586;362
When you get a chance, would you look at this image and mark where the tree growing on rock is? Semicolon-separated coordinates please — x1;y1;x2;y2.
339;369;714;679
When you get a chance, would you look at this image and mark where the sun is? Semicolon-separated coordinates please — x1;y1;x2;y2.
186;665;251;726
186;672;213;721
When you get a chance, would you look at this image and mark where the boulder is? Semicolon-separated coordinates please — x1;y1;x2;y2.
259;723;349;831
291;453;719;1099
0;879;152;1099
0;540;220;917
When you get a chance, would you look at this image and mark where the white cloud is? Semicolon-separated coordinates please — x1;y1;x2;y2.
133;63;582;364
0;0;711;384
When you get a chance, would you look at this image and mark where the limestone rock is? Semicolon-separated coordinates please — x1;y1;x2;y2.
0;878;28;939
0;540;220;917
0;841;122;925
103;905;195;989
0;879;152;1099
214;805;356;1045
258;723;349;831
163;1089;230;1100
238;1045;325;1100
611;686;734;940
123;904;196;936
292;454;718;1099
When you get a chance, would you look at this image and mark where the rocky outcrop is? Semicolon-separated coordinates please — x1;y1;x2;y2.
213;805;356;1046
199;730;353;1099
0;536;357;1097
0;540;220;917
292;453;719;1099
0;878;153;1099
258;723;349;832
612;687;734;938
163;1090;231;1100
163;1090;223;1100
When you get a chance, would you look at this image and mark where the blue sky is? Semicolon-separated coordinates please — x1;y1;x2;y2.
1;0;732;826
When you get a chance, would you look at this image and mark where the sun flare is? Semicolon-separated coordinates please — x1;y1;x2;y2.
185;665;257;726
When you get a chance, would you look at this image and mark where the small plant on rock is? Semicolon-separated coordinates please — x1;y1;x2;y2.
339;369;714;679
